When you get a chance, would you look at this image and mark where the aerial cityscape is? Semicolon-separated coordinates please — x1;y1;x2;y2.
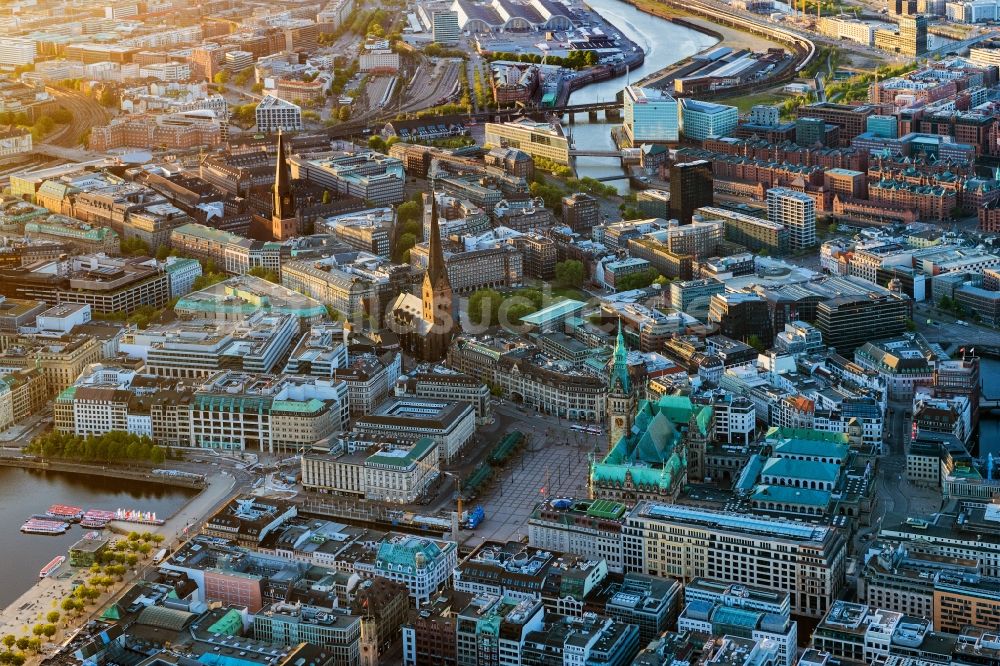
0;0;999;663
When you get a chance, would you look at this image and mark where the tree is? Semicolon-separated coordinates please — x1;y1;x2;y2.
247;266;279;283
12;641;26;653
213;71;230;85
367;135;387;153
155;244;172;261
337;106;351;122
98;88;116;108
322;190;331;205
397;200;421;226
26;640;41;655
60;598;76;614
45;612;59;625
41;626;56;639
192;271;227;291
394;232;416;263
554;260;585;288
1;638;13;650
614;267;659;291
120;236;150;256
747;334;765;352
468;288;504;328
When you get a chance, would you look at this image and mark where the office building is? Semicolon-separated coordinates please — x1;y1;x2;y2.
708;292;772;343
301;437;440;504
697;206;789;254
291;152;405;206
253;606;361;665
867;114;898;138
0;254;171;315
637;189;670;218
679;580;797;666
670;160;714;224
797;103;876;146
623;85;679;145
767;187;816;252
562;192;601;234
874;14;928;55
0;38;36;66
671;278;725;320
432;9;461;42
394;369;491;424
605;574;682;647
528;497;628;572
623;502;847;617
484;118;571;165
679;99;739;141
352;398;475;463
255;95;303;133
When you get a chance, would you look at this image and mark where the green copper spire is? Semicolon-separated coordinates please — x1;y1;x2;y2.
610;319;630;393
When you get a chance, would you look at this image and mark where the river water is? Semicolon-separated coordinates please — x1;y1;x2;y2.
0;468;195;608
569;0;718;189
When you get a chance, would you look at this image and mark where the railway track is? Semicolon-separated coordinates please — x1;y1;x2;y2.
43;87;111;149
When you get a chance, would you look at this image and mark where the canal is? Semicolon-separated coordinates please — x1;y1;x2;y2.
0;467;195;608
569;0;718;189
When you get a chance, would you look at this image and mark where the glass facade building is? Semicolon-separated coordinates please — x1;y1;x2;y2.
679;99;738;141
623;85;679;145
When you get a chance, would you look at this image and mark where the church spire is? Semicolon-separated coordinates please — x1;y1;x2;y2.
610;319;630;393
273;129;294;221
426;193;449;289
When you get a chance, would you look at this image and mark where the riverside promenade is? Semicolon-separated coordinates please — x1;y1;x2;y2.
0;471;237;638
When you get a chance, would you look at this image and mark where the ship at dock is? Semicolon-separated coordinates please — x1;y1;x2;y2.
21;519;69;535
45;504;83;522
39;555;65;578
81;509;115;529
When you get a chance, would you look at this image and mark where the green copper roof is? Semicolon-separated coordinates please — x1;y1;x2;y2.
764;426;849;444
772;437;849;460
761;457;839;484
751;484;832;507
206;609;243;636
366;437;436;467
376;537;445;572
271;398;325;414
609;319;630;393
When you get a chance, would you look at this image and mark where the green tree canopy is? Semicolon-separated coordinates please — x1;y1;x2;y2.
554;260;585;288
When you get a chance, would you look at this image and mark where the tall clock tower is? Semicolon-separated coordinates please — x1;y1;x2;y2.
607;320;636;450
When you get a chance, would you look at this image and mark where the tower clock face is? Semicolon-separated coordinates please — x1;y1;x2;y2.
615;417;625;428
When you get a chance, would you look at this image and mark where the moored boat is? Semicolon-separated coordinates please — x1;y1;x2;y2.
39;555;65;578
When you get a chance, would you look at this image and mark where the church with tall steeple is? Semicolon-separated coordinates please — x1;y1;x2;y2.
388;193;455;361
250;130;300;241
607;320;638;450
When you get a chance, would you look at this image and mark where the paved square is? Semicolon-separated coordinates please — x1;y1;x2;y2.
467;427;595;548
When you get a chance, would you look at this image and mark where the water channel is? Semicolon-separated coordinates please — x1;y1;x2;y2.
569;0;719;190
